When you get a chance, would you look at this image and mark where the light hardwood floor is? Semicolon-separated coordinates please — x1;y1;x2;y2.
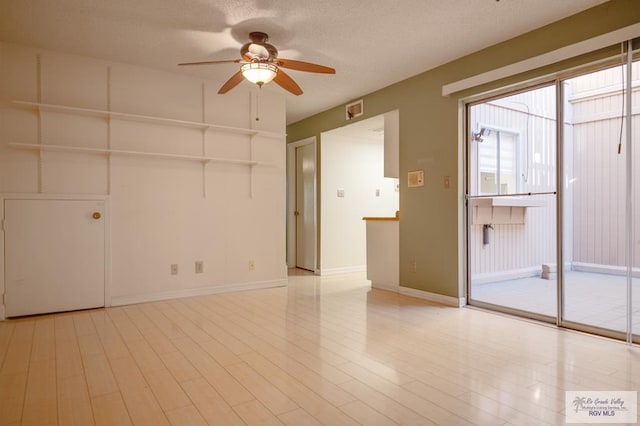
1;271;639;425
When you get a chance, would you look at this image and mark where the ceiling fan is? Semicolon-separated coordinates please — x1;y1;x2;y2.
178;32;335;96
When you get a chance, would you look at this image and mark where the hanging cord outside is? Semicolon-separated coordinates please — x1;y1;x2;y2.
617;42;625;154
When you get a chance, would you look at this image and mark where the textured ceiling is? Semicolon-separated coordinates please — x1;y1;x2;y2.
0;0;608;124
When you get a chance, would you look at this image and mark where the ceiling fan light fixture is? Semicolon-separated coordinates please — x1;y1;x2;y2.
241;62;278;87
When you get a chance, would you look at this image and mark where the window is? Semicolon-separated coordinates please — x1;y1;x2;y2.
475;127;520;195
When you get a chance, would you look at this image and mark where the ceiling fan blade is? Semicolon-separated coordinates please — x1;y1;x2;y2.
275;58;335;74
274;69;303;95
178;59;240;66
218;71;245;94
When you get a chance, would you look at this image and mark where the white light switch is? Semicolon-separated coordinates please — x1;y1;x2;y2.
375;189;380;197
337;189;345;198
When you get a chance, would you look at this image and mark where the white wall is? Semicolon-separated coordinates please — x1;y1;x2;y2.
0;42;287;307
320;128;399;274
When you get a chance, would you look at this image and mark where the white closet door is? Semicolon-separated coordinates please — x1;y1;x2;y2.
296;143;316;271
4;199;105;317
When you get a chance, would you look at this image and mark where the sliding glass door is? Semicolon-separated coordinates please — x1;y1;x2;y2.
466;42;638;342
467;85;558;321
561;57;639;340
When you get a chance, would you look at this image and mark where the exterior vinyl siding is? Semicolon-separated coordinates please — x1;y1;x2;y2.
569;63;640;268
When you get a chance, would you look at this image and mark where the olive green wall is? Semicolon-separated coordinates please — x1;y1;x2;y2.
286;0;640;299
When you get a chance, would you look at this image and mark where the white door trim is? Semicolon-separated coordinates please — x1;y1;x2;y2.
286;137;317;273
0;193;111;320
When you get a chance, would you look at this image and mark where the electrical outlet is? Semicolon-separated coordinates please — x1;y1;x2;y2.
195;260;204;274
248;261;255;270
411;261;417;273
170;264;178;275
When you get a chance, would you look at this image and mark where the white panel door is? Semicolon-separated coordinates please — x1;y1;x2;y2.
4;199;105;317
296;143;316;271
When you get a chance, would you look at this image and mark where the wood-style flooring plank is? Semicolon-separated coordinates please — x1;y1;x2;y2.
164;404;208;426
172;336;254;407
117;387;170;426
21;358;57;426
57;374;94;426
339;400;400;426
226;361;299;415
338;379;434;425
77;333;104;358
0;322;16;368
106;307;143;343
180;378;245;426
90;392;132;426
126;338;166;374
277;407;323;426
82;354;119;398
136;303;185;340
0;321;34;376
30;318;56;362
177;298;253;355
0;372;27;425
158;350;200;383
72;313;97;337
239;351;359;426
155;300;212;343
55;325;84;380
89;312;129;360
143;369;191;412
232;399;284;426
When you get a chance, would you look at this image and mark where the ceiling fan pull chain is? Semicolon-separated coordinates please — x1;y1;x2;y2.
255;90;260;121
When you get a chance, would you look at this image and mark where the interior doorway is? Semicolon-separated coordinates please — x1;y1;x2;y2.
295;142;316;271
287;137;317;273
319;114;398;275
286;111;400;276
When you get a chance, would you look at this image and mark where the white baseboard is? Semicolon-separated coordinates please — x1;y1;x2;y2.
572;262;640;277
471;266;540;285
371;282;399;292
399;286;466;308
318;265;366;276
110;279;288;307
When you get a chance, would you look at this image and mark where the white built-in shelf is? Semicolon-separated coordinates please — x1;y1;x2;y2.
12;101;285;139
471;196;546;208
470;196;546;225
8;143;265;166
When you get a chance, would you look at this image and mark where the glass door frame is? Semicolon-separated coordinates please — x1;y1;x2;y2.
464;81;559;325
464;41;637;344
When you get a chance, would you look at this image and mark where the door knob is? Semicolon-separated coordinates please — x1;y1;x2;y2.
92;212;101;220
294;211;300;216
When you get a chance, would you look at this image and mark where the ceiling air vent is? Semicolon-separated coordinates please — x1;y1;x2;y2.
346;100;363;120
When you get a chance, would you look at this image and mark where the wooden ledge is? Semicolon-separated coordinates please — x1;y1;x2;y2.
363;211;399;221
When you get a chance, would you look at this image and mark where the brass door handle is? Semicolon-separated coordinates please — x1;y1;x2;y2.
294;211;300;217
92;212;101;220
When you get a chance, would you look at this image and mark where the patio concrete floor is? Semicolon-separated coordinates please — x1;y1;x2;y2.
470;270;640;333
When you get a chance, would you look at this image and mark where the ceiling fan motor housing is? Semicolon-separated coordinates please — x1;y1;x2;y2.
241;32;278;61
